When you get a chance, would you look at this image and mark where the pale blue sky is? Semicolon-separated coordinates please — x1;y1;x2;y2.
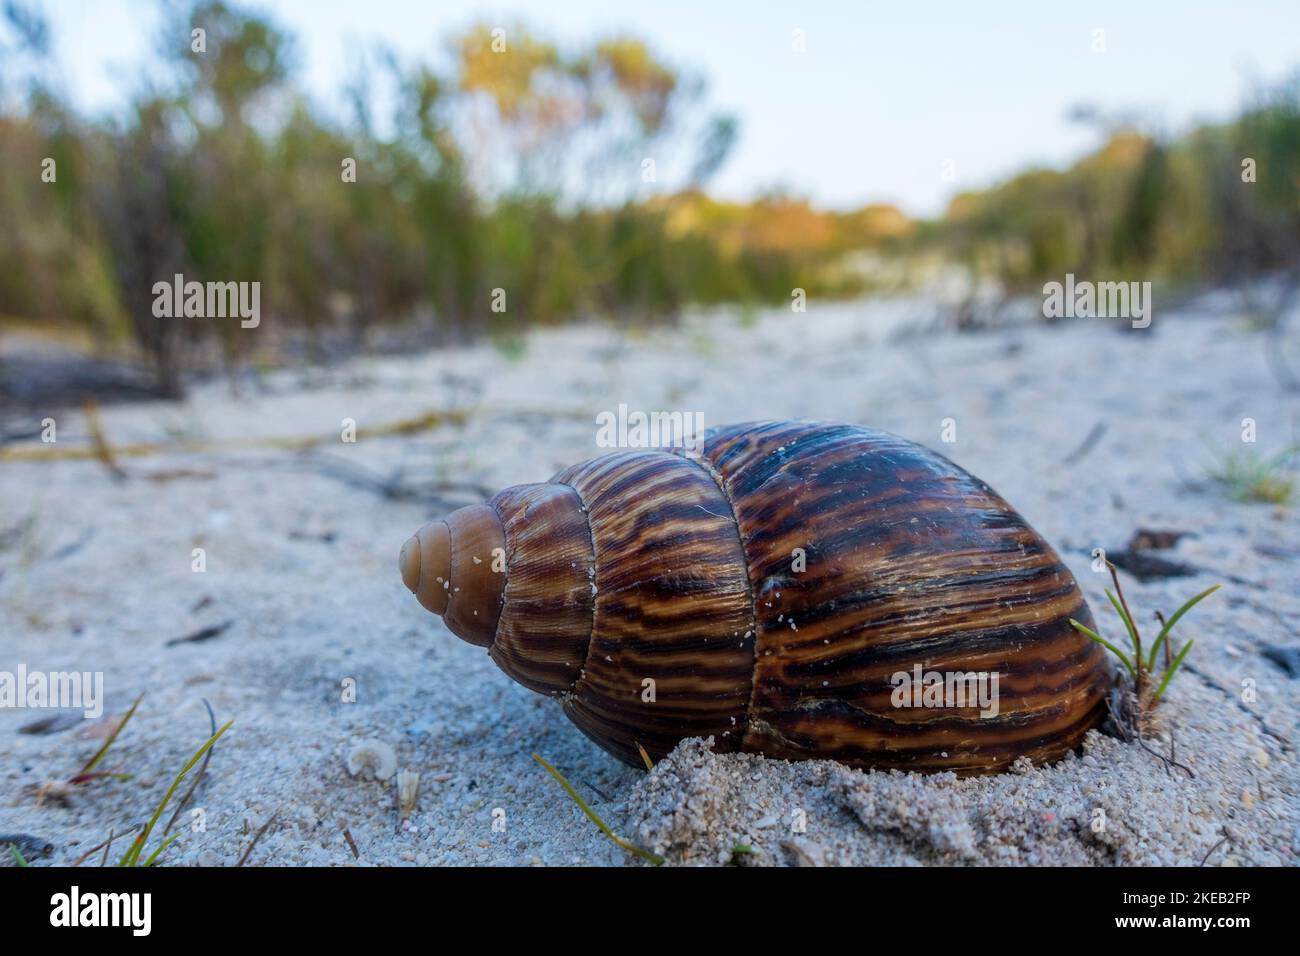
24;0;1300;215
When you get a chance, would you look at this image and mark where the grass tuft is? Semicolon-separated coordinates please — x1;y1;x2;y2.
1070;559;1219;733
1208;447;1296;504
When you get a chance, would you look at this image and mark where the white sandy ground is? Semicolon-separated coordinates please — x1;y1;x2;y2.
1;293;1298;866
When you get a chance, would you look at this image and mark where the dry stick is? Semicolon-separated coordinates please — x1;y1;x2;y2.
1112;684;1192;777
71;824;141;867
45;528;94;562
1200;831;1230;867
0;407;471;463
342;828;360;860
582;779;614;803
0;404;595;465
1154;611;1174;670
195;453;493;512
1137;733;1194;780
163;700;218;835
1062;421;1108;465
1107;562;1145;706
83;401;127;480
236;809;280;867
290;451;494;503
20;711;83;736
165;622;233;648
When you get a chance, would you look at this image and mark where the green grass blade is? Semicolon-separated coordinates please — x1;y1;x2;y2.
1152;639;1195;704
1148;585;1220;671
533;753;663;865
7;843;28;867
79;692;143;776
1070;619;1135;678
120;720;232;866
142;832;182;867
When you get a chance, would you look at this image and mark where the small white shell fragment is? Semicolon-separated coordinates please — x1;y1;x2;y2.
347;739;398;781
396;769;421;817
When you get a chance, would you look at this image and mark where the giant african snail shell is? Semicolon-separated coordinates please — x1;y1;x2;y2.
399;421;1112;774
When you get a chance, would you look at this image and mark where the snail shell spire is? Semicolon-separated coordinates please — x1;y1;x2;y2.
400;504;507;647
400;485;595;696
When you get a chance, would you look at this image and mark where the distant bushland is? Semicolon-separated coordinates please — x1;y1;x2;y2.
1;1;1296;395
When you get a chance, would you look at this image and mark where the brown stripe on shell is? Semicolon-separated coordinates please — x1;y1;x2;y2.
694;421;1110;774
488;483;596;695
442;504;506;647
553;451;755;765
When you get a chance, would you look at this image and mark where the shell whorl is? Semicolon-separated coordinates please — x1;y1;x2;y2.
400;422;1113;775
